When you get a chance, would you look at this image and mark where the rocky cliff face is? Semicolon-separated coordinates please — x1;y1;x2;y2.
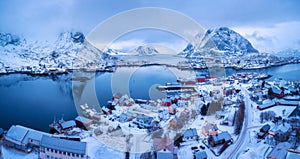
179;27;258;58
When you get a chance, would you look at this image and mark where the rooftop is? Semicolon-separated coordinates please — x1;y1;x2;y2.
211;131;231;142
40;135;87;155
183;128;198;138
195;151;208;159
6;125;28;143
268;142;291;159
5;125;50;145
75;116;92;124
61;120;76;129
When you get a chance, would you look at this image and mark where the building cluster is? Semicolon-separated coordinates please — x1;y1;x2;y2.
2;125;88;159
1;71;300;159
245;77;300;159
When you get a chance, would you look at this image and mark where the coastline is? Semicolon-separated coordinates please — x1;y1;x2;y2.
1;61;299;76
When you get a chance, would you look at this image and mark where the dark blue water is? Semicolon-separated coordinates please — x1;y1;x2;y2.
0;64;300;131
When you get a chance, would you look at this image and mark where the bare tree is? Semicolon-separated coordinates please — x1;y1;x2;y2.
234;102;245;134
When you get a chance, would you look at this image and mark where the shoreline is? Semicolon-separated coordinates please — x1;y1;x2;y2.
1;61;300;76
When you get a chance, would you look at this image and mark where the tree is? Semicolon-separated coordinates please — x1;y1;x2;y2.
262;81;265;88
234;102;245;135
260;111;276;123
201;104;208;115
268;88;274;99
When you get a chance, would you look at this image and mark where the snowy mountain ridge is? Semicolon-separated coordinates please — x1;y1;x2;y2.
179;27;259;58
131;45;160;56
1;27;299;74
0;31;108;74
0;32;25;46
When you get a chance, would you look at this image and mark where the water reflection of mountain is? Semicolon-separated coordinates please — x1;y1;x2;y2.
0;74;74;97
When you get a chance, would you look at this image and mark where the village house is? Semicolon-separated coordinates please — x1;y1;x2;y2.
196;75;206;83
221;108;236;126
277;99;299;106
202;123;218;136
39;135;88;159
271;86;284;98
208;131;232;147
4;125;50;152
224;86;235;96
158;109;170;121
153;136;176;159
60;120;77;132
182;128;198;142
257;124;270;139
269;122;292;142
133;115;154;129
257;100;276;110
267;142;291;159
75;116;93;128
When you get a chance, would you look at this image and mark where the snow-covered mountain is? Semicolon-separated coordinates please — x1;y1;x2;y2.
132;45;159;56
0;31;109;74
179;27;258;58
0;33;25;46
179;27;300;69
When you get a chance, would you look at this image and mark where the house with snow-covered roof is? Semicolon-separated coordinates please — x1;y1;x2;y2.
39;135;88;159
267;142;291;159
182;128;198;142
4;125;50;152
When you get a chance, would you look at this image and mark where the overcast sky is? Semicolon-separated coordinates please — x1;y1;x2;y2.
1;0;300;52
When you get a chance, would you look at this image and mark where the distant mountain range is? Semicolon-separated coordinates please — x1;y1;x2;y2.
0;27;299;74
0;32;111;74
132;45;159;56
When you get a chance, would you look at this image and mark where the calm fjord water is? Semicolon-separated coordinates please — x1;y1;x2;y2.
0;64;300;131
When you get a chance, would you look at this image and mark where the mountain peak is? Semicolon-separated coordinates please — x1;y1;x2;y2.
133;45;159;56
0;32;24;46
179;27;259;58
57;31;85;44
206;27;258;54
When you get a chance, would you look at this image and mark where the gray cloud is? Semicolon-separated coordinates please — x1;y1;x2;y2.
245;31;273;42
0;0;299;45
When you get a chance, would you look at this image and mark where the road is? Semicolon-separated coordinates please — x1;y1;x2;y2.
223;85;253;158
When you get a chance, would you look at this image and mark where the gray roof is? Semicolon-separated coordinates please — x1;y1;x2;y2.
272;123;291;133
61;120;76;129
259;100;276;109
40;135;87;155
75;116;92;124
278;99;299;106
183;128;198;138
22;129;50;145
195;151;207;159
6;125;29;143
272;86;282;95
212;131;231;142
157;151;173;159
268;142;291;159
6;125;50;145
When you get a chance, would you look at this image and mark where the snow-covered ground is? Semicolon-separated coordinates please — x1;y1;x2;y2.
1;146;38;159
82;137;125;159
